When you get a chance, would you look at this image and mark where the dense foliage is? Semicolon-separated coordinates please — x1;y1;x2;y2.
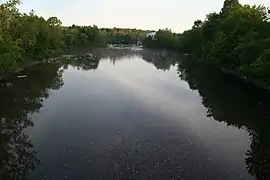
143;0;270;84
63;25;106;48
180;0;270;79
2;1;152;73
143;29;180;50
0;0;67;71
2;0;270;84
101;28;149;45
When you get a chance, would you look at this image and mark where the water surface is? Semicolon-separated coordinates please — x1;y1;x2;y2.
1;48;270;180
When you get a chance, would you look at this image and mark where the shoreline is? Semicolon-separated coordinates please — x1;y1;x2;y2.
0;61;44;81
0;55;63;81
1;49;269;91
184;53;270;91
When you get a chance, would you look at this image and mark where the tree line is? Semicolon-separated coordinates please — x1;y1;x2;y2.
101;28;149;45
0;0;150;74
3;0;270;84
143;0;270;84
143;29;180;50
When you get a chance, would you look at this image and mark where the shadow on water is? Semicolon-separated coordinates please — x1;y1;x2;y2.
144;52;270;180
0;62;64;180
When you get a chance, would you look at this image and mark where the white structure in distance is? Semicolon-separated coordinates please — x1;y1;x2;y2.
146;32;156;39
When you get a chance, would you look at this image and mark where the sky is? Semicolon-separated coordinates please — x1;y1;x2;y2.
15;0;270;32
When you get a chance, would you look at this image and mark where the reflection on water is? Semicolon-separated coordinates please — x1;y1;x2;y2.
177;59;270;180
142;50;178;71
0;48;270;179
0;62;64;180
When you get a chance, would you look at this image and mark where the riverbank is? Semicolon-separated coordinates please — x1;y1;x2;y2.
0;61;43;81
183;54;270;90
0;48;98;81
220;68;270;90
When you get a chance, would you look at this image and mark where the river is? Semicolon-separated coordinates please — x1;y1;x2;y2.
1;47;269;180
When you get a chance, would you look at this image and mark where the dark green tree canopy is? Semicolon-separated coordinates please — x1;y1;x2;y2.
47;17;62;27
143;0;270;85
193;20;203;28
221;0;240;14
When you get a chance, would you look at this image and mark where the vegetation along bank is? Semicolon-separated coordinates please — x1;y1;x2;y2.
143;0;270;87
0;0;150;74
1;0;270;88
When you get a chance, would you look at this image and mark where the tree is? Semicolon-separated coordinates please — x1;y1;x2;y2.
0;0;110;73
193;20;202;28
221;0;240;14
47;16;62;27
143;29;180;50
175;0;270;84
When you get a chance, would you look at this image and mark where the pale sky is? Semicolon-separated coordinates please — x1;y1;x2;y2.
15;0;270;32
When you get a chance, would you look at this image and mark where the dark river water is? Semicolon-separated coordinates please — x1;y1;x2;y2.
1;48;270;180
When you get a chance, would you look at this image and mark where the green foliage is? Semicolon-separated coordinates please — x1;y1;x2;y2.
2;0;270;85
193;20;203;28
251;50;270;78
0;32;21;71
0;0;67;71
143;29;180;50
63;25;106;47
47;16;62;27
185;2;270;82
0;1;108;73
102;28;149;45
221;0;240;14
147;0;270;84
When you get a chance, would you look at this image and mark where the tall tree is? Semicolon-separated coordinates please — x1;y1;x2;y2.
193;20;203;28
47;17;62;27
221;0;240;14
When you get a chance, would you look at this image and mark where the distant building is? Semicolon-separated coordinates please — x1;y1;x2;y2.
146;32;156;38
